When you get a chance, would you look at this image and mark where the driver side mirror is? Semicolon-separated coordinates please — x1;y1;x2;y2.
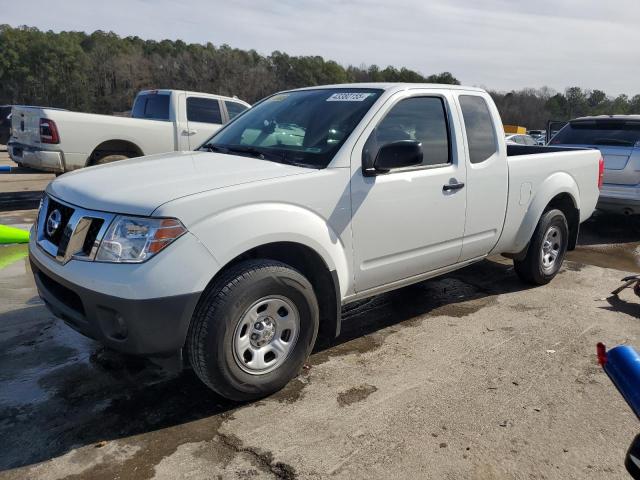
364;140;423;176
626;434;640;479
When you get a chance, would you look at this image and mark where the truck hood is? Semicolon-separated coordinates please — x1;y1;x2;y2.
47;151;312;216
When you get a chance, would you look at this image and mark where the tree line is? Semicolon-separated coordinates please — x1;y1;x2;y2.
1;25;638;128
491;87;640;129
0;25;458;113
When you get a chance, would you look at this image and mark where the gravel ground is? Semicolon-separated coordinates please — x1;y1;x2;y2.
0;147;639;479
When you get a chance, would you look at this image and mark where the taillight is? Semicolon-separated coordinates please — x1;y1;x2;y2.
597;156;604;189
40;118;59;144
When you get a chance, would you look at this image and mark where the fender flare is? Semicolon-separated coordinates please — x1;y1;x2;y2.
188;202;352;299
512;172;580;253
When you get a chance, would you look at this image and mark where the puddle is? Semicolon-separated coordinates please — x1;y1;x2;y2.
571;212;640;273
567;243;640;273
0;210;38;226
337;384;378;407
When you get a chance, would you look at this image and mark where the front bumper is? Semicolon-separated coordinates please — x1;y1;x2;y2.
8;141;64;172
28;225;220;356
30;253;201;356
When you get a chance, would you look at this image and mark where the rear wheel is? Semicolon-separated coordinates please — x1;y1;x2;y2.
187;259;319;401
514;209;568;285
92;153;130;165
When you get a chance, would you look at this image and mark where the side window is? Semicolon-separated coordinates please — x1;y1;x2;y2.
459;95;498;164
364;96;450;168
225;101;248;120
187;97;222;124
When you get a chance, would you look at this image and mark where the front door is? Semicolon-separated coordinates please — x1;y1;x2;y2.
350;92;467;293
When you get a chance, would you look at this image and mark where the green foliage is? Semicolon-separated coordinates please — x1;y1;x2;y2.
0;25;458;113
491;86;640;129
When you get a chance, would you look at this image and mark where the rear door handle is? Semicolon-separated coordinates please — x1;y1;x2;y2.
443;182;465;192
182;129;197;136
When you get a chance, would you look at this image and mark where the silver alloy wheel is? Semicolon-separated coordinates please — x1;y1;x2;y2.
540;225;562;273
232;295;300;375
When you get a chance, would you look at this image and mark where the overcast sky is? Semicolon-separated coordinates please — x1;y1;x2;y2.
2;0;639;95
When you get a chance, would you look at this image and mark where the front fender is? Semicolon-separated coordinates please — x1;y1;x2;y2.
187;202;352;298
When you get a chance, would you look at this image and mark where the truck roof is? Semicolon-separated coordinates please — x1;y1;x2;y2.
571;114;640;122
138;89;251;106
285;83;486;94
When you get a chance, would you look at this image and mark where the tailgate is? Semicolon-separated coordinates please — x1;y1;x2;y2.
11;106;42;146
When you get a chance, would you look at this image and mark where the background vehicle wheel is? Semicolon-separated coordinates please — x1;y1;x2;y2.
93;154;130;165
187;259;319;401
514;208;568;285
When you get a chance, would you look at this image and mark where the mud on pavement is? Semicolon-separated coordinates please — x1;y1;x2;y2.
1;239;640;479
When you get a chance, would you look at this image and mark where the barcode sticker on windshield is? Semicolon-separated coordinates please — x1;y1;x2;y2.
326;92;372;102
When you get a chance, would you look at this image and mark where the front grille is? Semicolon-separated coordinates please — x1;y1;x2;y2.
82;218;104;255
44;198;74;245
37;194;116;264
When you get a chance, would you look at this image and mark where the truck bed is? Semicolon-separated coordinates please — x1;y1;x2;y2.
506;144;595;156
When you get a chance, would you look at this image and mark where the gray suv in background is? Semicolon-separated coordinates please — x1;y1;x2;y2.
550;116;640;215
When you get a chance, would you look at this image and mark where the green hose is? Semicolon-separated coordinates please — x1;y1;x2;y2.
0;224;30;244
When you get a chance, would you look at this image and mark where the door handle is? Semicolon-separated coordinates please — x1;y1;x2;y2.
443;182;465;192
182;129;198;136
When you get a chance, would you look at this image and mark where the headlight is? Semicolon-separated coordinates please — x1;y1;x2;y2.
96;216;187;263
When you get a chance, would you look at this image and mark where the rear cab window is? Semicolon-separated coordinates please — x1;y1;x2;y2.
187;97;222;124
459;95;498;164
225;101;248;120
550;120;640;147
131;92;171;121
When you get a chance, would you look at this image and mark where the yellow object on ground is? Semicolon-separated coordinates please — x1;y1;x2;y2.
503;125;527;134
0;225;30;244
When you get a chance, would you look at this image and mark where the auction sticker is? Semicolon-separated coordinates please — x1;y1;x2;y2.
326;92;372;102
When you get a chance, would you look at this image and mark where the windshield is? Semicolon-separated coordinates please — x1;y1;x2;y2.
200;88;383;168
550;120;640;147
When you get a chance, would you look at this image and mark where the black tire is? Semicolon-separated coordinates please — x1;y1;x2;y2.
93;154;130;165
187;259;319;401
514;209;569;285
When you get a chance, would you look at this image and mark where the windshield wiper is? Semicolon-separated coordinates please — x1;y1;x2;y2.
202;144;229;153
224;145;272;160
202;143;314;168
203;143;278;160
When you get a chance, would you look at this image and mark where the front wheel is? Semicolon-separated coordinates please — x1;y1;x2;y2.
514;209;569;285
187;259;319;401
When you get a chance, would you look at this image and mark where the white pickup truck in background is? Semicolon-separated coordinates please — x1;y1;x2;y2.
8;89;250;172
29;83;602;400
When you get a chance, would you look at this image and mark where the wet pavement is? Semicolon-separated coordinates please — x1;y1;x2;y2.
1;192;640;478
568;211;640;273
0;147;53;210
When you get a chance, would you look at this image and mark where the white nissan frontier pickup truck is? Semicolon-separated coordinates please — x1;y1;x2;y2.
29;83;603;400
